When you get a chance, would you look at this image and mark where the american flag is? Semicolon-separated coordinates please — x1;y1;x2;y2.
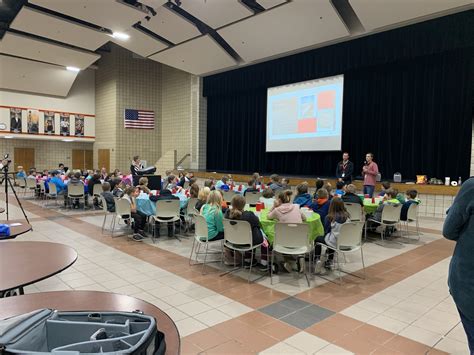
124;109;154;129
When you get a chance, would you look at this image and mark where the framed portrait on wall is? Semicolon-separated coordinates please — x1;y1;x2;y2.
27;109;39;134
74;115;84;137
44;112;55;134
60;113;70;136
10;108;22;133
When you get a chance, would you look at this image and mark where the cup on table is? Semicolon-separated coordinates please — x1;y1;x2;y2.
364;194;369;198
371;197;375;203
256;202;263;212
301;207;313;218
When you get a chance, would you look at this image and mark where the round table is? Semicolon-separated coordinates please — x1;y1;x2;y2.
0;291;180;355
0;220;32;240
249;208;324;244
0;241;77;295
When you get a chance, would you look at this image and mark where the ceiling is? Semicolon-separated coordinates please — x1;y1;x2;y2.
0;0;472;97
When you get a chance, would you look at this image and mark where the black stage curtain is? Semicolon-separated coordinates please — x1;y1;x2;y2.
204;11;474;181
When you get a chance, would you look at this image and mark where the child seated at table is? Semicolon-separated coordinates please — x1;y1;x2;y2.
281;178;290;190
314;198;350;273
367;189;400;236
200;190;225;241
293;182;312;207
16;166;26;179
195;187;210;212
138;177;150;194
268;190;306;223
101;182;115;212
269;174;283;192
204;179;215;191
189;183;200;198
244;179;258;195
217;190;228;211
215;176;229;190
310;188;331;222
163;175;177;191
379;181;405;203
224;195;266;266
259;188;275;209
400;189;419;221
313;179;324;199
334;181;345;197
341;184;363;206
122;186;147;241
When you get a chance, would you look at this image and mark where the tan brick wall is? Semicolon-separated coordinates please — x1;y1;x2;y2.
0;139;93;171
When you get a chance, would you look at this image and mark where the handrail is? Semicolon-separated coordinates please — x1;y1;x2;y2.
175;153;190;169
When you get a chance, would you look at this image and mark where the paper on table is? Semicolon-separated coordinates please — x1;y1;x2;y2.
9;223;22;226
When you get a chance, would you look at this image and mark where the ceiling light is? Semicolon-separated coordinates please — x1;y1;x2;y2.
66;66;80;72
62;139;74;142
112;32;130;40
4;136;13;139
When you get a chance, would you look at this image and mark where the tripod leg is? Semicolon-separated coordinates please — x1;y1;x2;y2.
7;177;31;228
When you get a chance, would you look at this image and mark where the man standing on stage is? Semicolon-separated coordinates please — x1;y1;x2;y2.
336;152;354;185
362;152;379;197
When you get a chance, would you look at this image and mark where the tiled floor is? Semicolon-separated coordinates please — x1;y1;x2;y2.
1;194;470;354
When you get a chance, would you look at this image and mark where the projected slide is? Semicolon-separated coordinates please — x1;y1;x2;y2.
266;75;343;152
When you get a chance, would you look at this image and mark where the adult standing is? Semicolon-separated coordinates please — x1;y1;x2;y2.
362;152;378;197
130;155;142;176
443;177;474;353
336;152;354;184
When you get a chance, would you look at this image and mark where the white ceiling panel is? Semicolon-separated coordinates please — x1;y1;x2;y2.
29;0;147;32
180;0;253;29
350;0;473;31
0;55;78;97
0;32;100;70
10;6;109;51
142;6;201;44
259;0;288;9
148;35;237;75
218;0;350;63
112;27;168;57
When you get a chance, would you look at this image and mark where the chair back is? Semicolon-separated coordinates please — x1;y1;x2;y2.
93;183;103;197
381;203;402;223
337;222;364;249
48;182;57;196
407;203;419;221
38;180;46;193
155;199;180;218
344;202;362;221
99;195;108;213
187;198;199;215
194;214;209;240
223;219;253;246
274;223;310;249
17;177;26;188
68;183;84;198
26;177;36;189
245;191;262;205
222;190;236;203
115;198;131;216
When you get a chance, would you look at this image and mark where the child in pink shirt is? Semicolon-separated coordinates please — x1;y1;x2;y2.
268;190;306;223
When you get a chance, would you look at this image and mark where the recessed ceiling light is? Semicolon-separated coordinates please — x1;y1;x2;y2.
112;32;130;40
62;139;74;142
4;136;13;139
66;66;80;72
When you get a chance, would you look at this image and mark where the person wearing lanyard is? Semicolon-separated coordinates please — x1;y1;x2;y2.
336;152;354;185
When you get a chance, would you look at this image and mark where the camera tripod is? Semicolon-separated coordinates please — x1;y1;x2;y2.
2;161;31;227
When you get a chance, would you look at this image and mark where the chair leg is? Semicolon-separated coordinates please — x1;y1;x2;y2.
248;249;254;283
111;216;116;238
270;251;274;285
304;253;310;287
416;219;420;240
360;248;366;279
201;243;209;274
189;238;196;265
102;214;107;233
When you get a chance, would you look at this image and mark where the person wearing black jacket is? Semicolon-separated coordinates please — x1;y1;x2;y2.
336;152;354;185
130;155;142;176
341;184;363;206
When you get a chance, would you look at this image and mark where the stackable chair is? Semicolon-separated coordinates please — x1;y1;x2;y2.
189;214;223;274
111;198;133;238
152;200;181;242
344;202;363;222
365;204;402;242
222;190;236;204
44;183;58;207
245;191;262;206
316;221;366;285
272;223;313;287
67;184;86;210
99;195;113;233
221;219;264;283
25;178;37;198
403;203;420;240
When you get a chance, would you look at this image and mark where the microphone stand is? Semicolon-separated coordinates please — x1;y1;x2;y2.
2;161;31;227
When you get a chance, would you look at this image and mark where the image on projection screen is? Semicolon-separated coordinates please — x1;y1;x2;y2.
266;74;344;152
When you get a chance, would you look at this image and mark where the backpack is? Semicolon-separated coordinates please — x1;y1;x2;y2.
0;309;166;354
